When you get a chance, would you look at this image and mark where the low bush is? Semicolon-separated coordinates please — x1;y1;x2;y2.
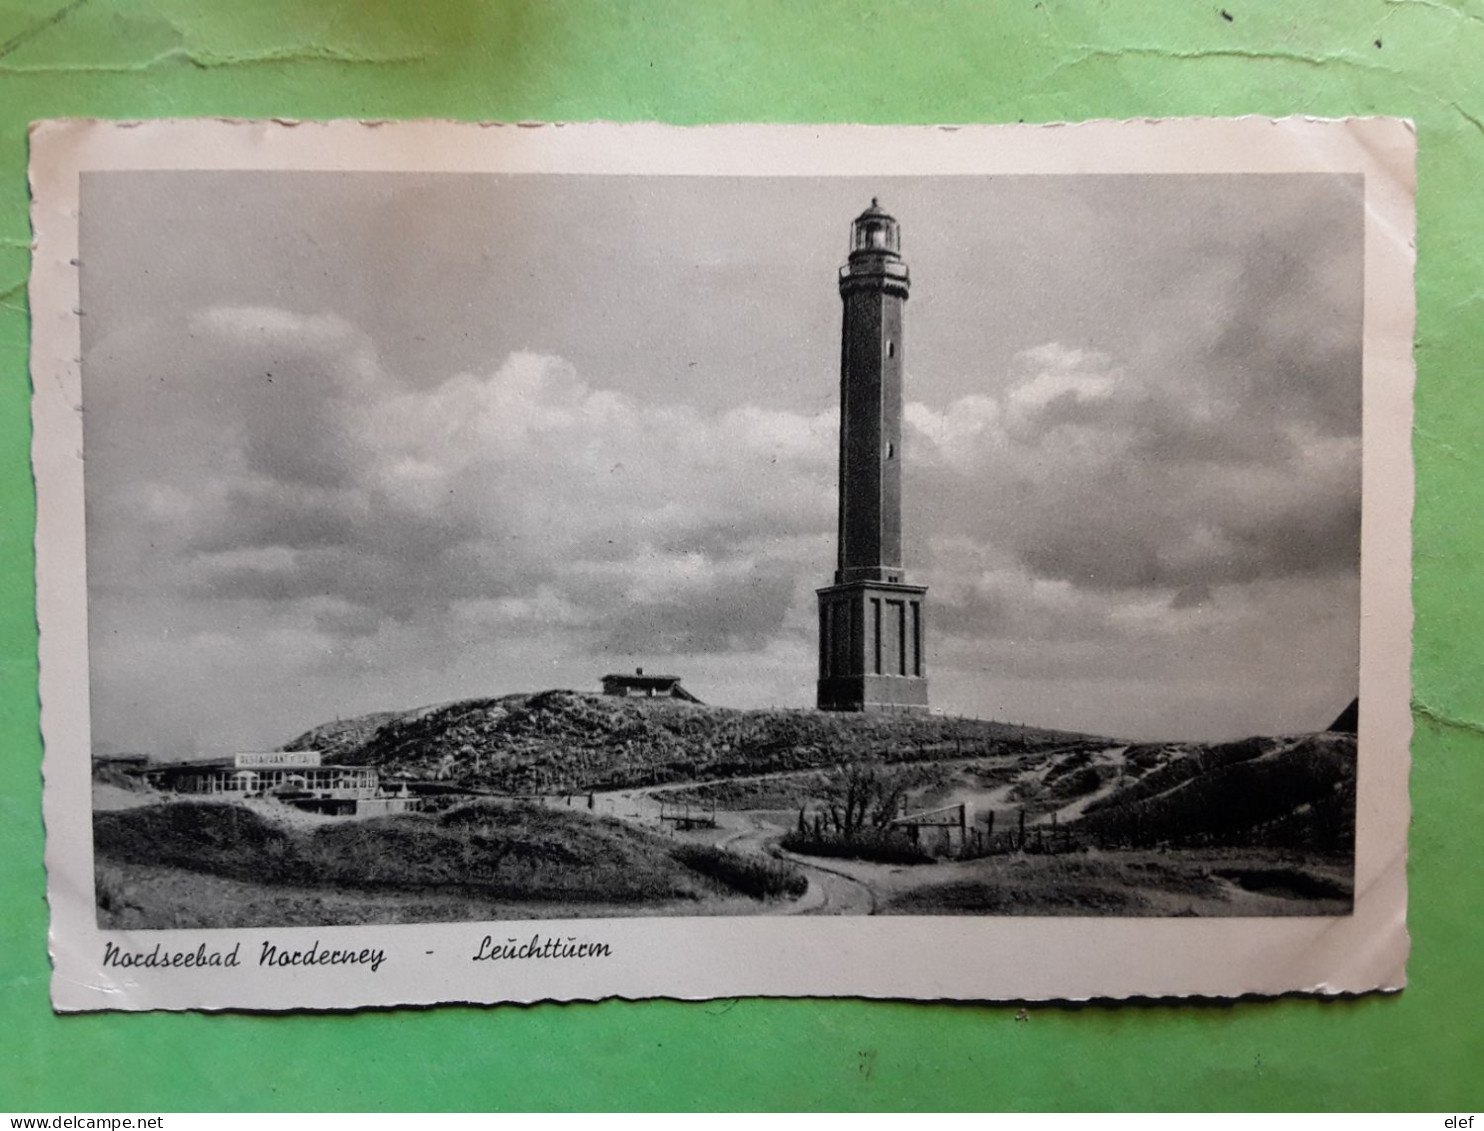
1123;744;1175;771
1072;734;1356;850
94;802;297;882
95;801;727;905
94;866;132;917
1044;763;1111;804
1211;865;1351;901
779;829;932;866
670;843;807;899
92;763;152;792
1042;747;1093;784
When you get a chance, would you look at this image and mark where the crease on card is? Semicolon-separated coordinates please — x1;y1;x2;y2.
0;278;25;315
1385;0;1484;26
0;0;434;74
0;0;90;64
1051;44;1394;75
0;45;433;75
1413;696;1484;739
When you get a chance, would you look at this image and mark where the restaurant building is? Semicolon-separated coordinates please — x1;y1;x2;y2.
149;750;418;816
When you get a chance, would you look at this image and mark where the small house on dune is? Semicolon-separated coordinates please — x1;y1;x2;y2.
601;668;703;703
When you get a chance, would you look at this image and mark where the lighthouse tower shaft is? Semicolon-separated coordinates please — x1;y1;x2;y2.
817;202;929;713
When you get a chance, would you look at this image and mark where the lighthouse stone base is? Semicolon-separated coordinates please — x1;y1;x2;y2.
816;580;929;713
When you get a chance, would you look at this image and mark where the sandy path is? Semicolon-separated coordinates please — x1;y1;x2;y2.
713;810;877;916
579;779;881;916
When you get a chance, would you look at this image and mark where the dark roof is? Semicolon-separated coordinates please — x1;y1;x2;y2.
602;673;682;685
1328;697;1359;734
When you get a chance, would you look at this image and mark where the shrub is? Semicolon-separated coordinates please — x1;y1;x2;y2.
94;802;300;882
670;844;807;899
1043;748;1093;784
95;867;129;916
779;829;932;866
1044;763;1110;804
95;801;728;905
1071;735;1356;851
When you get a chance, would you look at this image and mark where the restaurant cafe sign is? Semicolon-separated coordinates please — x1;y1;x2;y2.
234;751;322;769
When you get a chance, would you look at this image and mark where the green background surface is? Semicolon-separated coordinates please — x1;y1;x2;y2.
0;0;1480;1113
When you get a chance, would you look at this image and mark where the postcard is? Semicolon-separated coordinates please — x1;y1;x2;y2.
29;117;1414;1011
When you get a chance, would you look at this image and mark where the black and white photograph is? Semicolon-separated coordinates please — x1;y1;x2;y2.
31;119;1414;1010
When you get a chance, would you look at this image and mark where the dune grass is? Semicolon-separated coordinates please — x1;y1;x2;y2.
94;799;806;910
669;843;807;899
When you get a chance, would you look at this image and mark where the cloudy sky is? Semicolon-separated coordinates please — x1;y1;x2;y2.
80;170;1362;754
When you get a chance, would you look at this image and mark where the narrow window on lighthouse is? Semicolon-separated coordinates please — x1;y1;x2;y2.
886;441;895;459
886;340;895;358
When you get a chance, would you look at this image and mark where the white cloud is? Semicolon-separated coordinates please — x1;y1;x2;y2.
1004;343;1118;417
86;304;1359;749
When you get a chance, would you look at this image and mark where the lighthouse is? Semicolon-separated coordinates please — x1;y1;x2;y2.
816;200;929;713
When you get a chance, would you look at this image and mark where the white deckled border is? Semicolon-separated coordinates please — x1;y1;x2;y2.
29;118;1414;1012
